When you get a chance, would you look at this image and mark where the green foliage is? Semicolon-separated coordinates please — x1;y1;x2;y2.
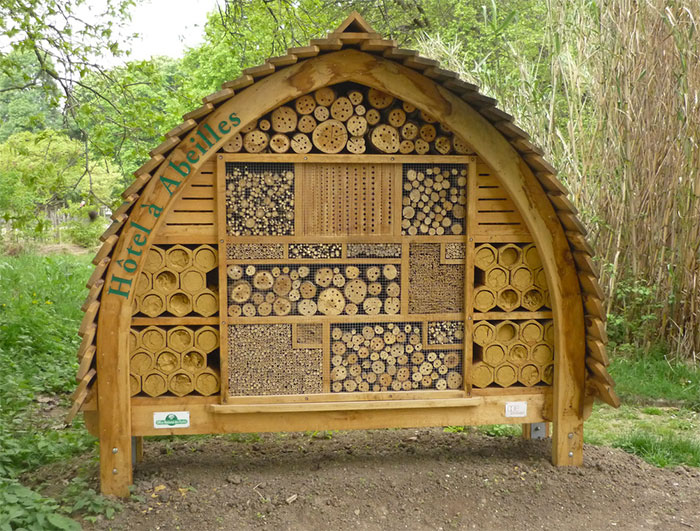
614;431;700;468
0;479;80;531
60;478;120;522
59;202;108;249
606;276;665;350
477;424;521;437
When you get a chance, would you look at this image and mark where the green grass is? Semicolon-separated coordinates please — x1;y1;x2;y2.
0;252;107;529
613;431;700;468
608;353;700;410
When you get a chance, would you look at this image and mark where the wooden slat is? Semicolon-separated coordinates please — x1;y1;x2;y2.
359;39;397;52
286;46;320;58
78;300;100;337
122;173;151;199
585;317;608;343
86;258;110;289
267;54;298;67
164;211;215;224
461;92;499;108
243;63;275;78
510;137;544;156
579;272;605;300
588;377;620;408
523;154;557;174
559;211;588;235
71;368;96;401
183;103;214;121
422;67;458;82
442;78;481;96
134;155;164;177
99;215;126;242
110;196;138;221
209;397;482;414
403;55;439;71
476;211;523;224
77;324;96;360
583;294;606;321
573;251;599;276
548;192;578;214
480;107;513;123
77;345;96;380
81;281;103;312
202;87;235;105
310;38;343;50
566;231;594;255
222;75;254;91
93;235;118;265
149;136;179;157
586;358;615;386
535;171;568;195
165;119;197;139
586;337;609;366
383;48;418;61
494;120;530;140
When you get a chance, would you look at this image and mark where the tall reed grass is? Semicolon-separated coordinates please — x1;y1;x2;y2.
418;0;700;360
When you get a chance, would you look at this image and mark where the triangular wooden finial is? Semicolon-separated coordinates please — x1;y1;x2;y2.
332;11;376;35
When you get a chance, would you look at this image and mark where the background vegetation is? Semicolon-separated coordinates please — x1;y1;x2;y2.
1;0;698;527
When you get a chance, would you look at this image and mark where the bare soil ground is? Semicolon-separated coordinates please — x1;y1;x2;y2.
34;428;700;531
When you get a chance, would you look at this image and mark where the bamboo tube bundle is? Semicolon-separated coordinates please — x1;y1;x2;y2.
153;269;178;295
142;371;168;397
242;130;269;153
168;370;194;397
129;329;139;353
312;119;348;153
130;374;141;396
180;268;206;294
427;321;464;345
143;246;165;274
167;326;194;352
497;244;522;269
269;133;291;153
522;287;546;311
353;104;366;116
473;287;496;312
297;114;317;133
222;133;243;153
365;108;381;125
522;243;543;269
497;288;521;312
193;244;217;272
485;266;508;290
475;244;498;270
472;362;494;388
399;140;414;154
167;291;193;317
387;108;406;128
258;119;271;131
271;105;297;132
346;115;368;136
181;348;207;373
135;271;151;296
482;343;506;366
139;291;165;317
347;89;363;105
130;351;154;376
495;321;518;344
473;321;495;346
520;320;544;345
531;343;553;364
195;368;220;396
519;364;540;387
414;138;429;154
165;245;192;272
511;266;534;291
507;343;529;365
155;349;180;374
401;121;419;140
140;325;166;351
494;363;518;387
419;124;437;142
541;363;554;385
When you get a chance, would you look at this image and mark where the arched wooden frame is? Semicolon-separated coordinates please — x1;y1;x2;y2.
95;49;584;495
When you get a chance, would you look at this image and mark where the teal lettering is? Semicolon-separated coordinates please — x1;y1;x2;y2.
130;221;152;234
107;275;132;298
160;175;182;195
141;203;163;218
229;112;240;126
190;137;207;155
186;149;199;164
123;258;137;273
218;120;230;135
126;245;142;257
196;130;214;148
133;233;147;245
204;123;221;143
168;160;190;178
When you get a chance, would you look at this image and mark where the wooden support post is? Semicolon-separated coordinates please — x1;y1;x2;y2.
96;300;133;496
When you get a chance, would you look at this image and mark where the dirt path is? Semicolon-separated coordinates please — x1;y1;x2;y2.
44;428;695;530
